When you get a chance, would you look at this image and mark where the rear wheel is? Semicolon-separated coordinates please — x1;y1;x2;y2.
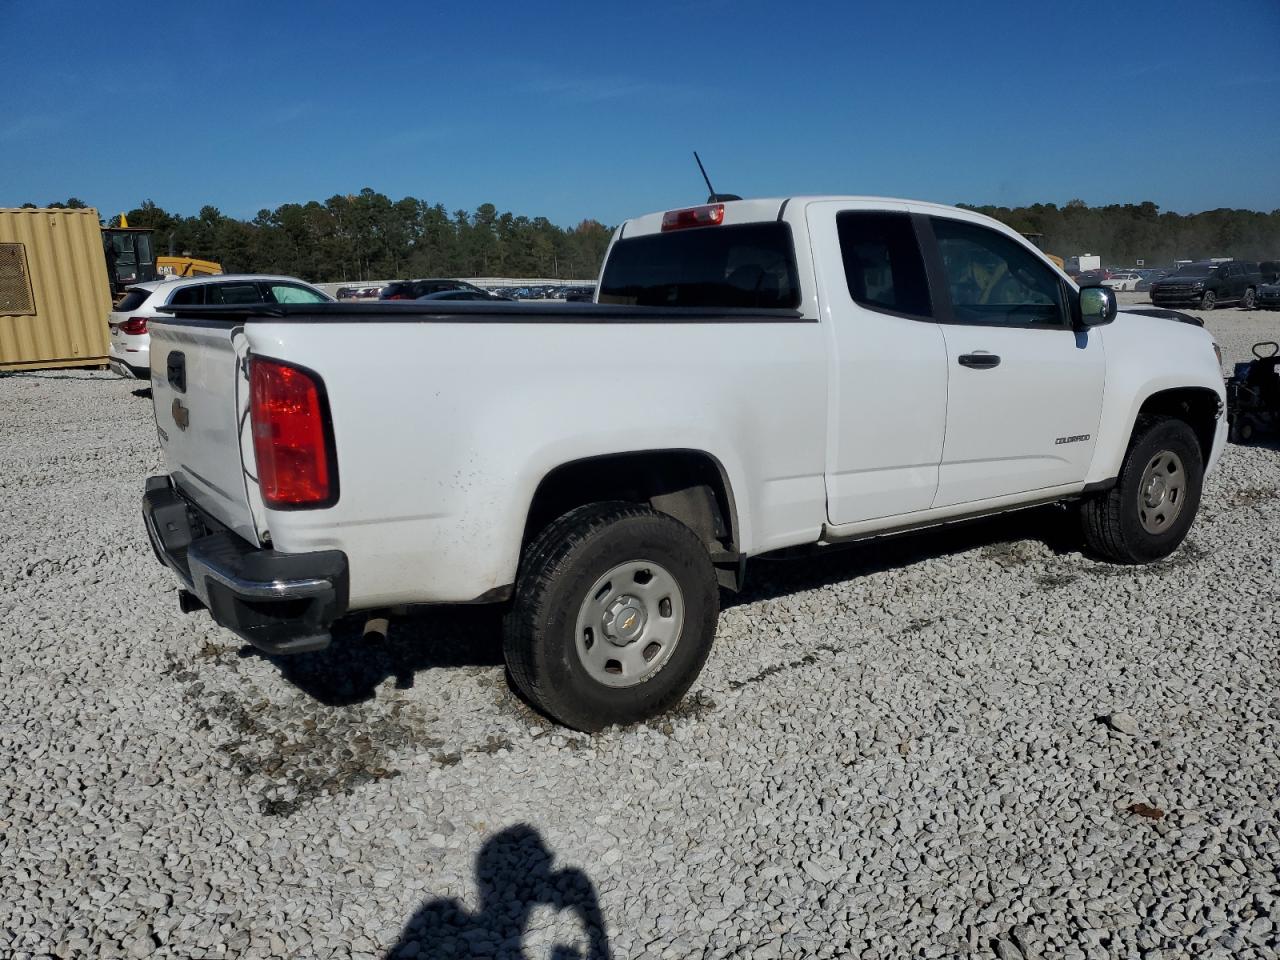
1081;417;1203;563
1242;287;1256;310
1201;290;1216;311
504;502;719;731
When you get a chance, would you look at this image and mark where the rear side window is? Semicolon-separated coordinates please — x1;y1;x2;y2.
207;282;265;305
167;286;205;306
114;289;151;312
836;212;931;318
598;223;800;309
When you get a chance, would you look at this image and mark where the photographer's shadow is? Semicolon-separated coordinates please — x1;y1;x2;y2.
387;824;611;959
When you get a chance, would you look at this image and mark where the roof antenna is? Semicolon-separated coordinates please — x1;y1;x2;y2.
694;151;741;203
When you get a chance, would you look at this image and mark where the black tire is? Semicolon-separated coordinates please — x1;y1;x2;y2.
1081;417;1204;564
1201;290;1216;311
1241;287;1256;310
504;502;719;731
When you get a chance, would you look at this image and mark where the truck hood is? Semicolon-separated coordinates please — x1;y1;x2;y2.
1118;306;1203;327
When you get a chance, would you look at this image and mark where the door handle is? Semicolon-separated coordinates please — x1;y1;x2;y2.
958;352;1001;369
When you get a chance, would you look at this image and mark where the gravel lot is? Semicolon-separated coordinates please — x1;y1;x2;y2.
2;299;1277;960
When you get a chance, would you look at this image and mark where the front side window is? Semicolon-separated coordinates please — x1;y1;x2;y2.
836;211;931;318
266;283;327;304
931;218;1066;326
598;222;800;309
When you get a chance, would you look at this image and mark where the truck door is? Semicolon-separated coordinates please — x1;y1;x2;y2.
806;202;948;524
923;215;1105;508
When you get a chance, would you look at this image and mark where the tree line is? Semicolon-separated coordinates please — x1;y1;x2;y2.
960;199;1280;266
23;193;1280;279
24;189;613;282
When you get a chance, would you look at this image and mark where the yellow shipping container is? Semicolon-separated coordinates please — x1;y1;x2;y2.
0;207;113;371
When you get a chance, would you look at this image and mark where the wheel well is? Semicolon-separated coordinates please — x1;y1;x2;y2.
523;450;738;560
1136;387;1220;462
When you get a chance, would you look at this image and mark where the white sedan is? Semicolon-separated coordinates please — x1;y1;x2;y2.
1102;272;1142;292
108;275;332;378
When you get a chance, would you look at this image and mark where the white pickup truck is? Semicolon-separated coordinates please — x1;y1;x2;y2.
143;196;1227;730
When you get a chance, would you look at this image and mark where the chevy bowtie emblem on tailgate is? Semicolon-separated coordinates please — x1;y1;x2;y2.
171;398;190;431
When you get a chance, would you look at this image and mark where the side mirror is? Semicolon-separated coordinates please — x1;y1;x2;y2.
1077;285;1117;328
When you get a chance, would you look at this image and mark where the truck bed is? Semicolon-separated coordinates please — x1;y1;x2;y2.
148;298;829;609
155;301;807;324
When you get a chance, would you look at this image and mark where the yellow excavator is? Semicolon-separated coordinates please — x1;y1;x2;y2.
157;255;223;279
101;214;222;300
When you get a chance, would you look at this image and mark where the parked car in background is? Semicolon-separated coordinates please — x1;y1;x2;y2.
1260;261;1280;284
1257;278;1280;310
336;285;383;300
419;289;514;302
563;286;595;302
380;279;488;300
1150;261;1261;310
107;275;332;378
1103;272;1142;292
1075;269;1108;287
1134;269;1170;292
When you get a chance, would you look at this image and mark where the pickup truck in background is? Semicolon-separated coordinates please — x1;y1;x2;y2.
1150;260;1262;310
142;196;1227;730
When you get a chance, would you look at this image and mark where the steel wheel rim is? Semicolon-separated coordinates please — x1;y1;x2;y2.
1138;449;1187;535
574;559;685;688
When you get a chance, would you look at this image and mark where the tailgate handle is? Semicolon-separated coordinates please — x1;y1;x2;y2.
166;351;186;392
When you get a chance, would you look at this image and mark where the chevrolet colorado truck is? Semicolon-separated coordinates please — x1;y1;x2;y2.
142;197;1227;730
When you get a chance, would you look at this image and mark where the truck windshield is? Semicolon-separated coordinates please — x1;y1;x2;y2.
598;223;800;309
1171;264;1213;277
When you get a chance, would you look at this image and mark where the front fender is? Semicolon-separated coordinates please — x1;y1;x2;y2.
1086;314;1226;484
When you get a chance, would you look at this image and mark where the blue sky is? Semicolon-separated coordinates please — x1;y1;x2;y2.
4;0;1278;226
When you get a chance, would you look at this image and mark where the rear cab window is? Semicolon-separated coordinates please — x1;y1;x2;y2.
836;212;932;319
598;222;800;309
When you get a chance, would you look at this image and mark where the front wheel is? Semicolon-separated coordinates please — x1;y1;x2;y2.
1081;417;1204;563
1201;290;1216;311
504;502;719;731
1242;287;1256;310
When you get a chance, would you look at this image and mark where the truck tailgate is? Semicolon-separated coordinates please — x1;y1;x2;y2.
148;319;260;544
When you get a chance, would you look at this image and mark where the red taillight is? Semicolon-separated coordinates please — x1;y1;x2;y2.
661;203;725;231
120;316;148;335
249;357;337;509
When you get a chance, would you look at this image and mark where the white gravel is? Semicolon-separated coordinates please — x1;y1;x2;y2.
1;302;1277;960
